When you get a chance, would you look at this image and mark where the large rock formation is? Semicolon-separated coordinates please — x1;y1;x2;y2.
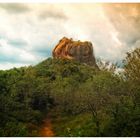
52;37;98;67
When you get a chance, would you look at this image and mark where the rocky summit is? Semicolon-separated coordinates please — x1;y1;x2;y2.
52;37;98;68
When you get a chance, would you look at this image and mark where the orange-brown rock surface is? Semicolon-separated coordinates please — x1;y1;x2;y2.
52;37;98;67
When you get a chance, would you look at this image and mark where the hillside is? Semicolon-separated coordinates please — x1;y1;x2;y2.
0;48;140;137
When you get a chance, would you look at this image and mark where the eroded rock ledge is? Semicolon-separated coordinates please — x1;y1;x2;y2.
52;37;98;68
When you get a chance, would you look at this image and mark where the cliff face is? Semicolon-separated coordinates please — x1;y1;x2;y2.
52;37;98;67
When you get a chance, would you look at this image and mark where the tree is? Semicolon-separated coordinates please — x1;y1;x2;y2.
123;47;140;83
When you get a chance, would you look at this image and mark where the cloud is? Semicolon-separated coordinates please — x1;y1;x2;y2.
39;8;67;20
31;45;52;57
0;38;36;64
0;3;30;14
0;4;68;69
0;62;29;70
60;4;126;62
8;39;28;47
0;3;140;70
103;4;140;51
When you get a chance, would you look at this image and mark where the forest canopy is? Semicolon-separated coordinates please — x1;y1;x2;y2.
0;48;140;137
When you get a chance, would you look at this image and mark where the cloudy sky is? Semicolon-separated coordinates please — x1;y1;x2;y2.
0;3;140;70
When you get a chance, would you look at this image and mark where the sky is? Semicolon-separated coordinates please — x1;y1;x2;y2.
0;3;140;70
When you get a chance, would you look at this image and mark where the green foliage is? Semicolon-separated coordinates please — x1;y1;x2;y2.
124;47;140;82
0;48;140;136
0;122;28;137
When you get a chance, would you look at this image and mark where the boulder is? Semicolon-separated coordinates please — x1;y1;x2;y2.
52;37;98;68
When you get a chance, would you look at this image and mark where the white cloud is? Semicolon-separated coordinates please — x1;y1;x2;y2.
0;63;30;70
0;38;37;63
0;3;140;69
